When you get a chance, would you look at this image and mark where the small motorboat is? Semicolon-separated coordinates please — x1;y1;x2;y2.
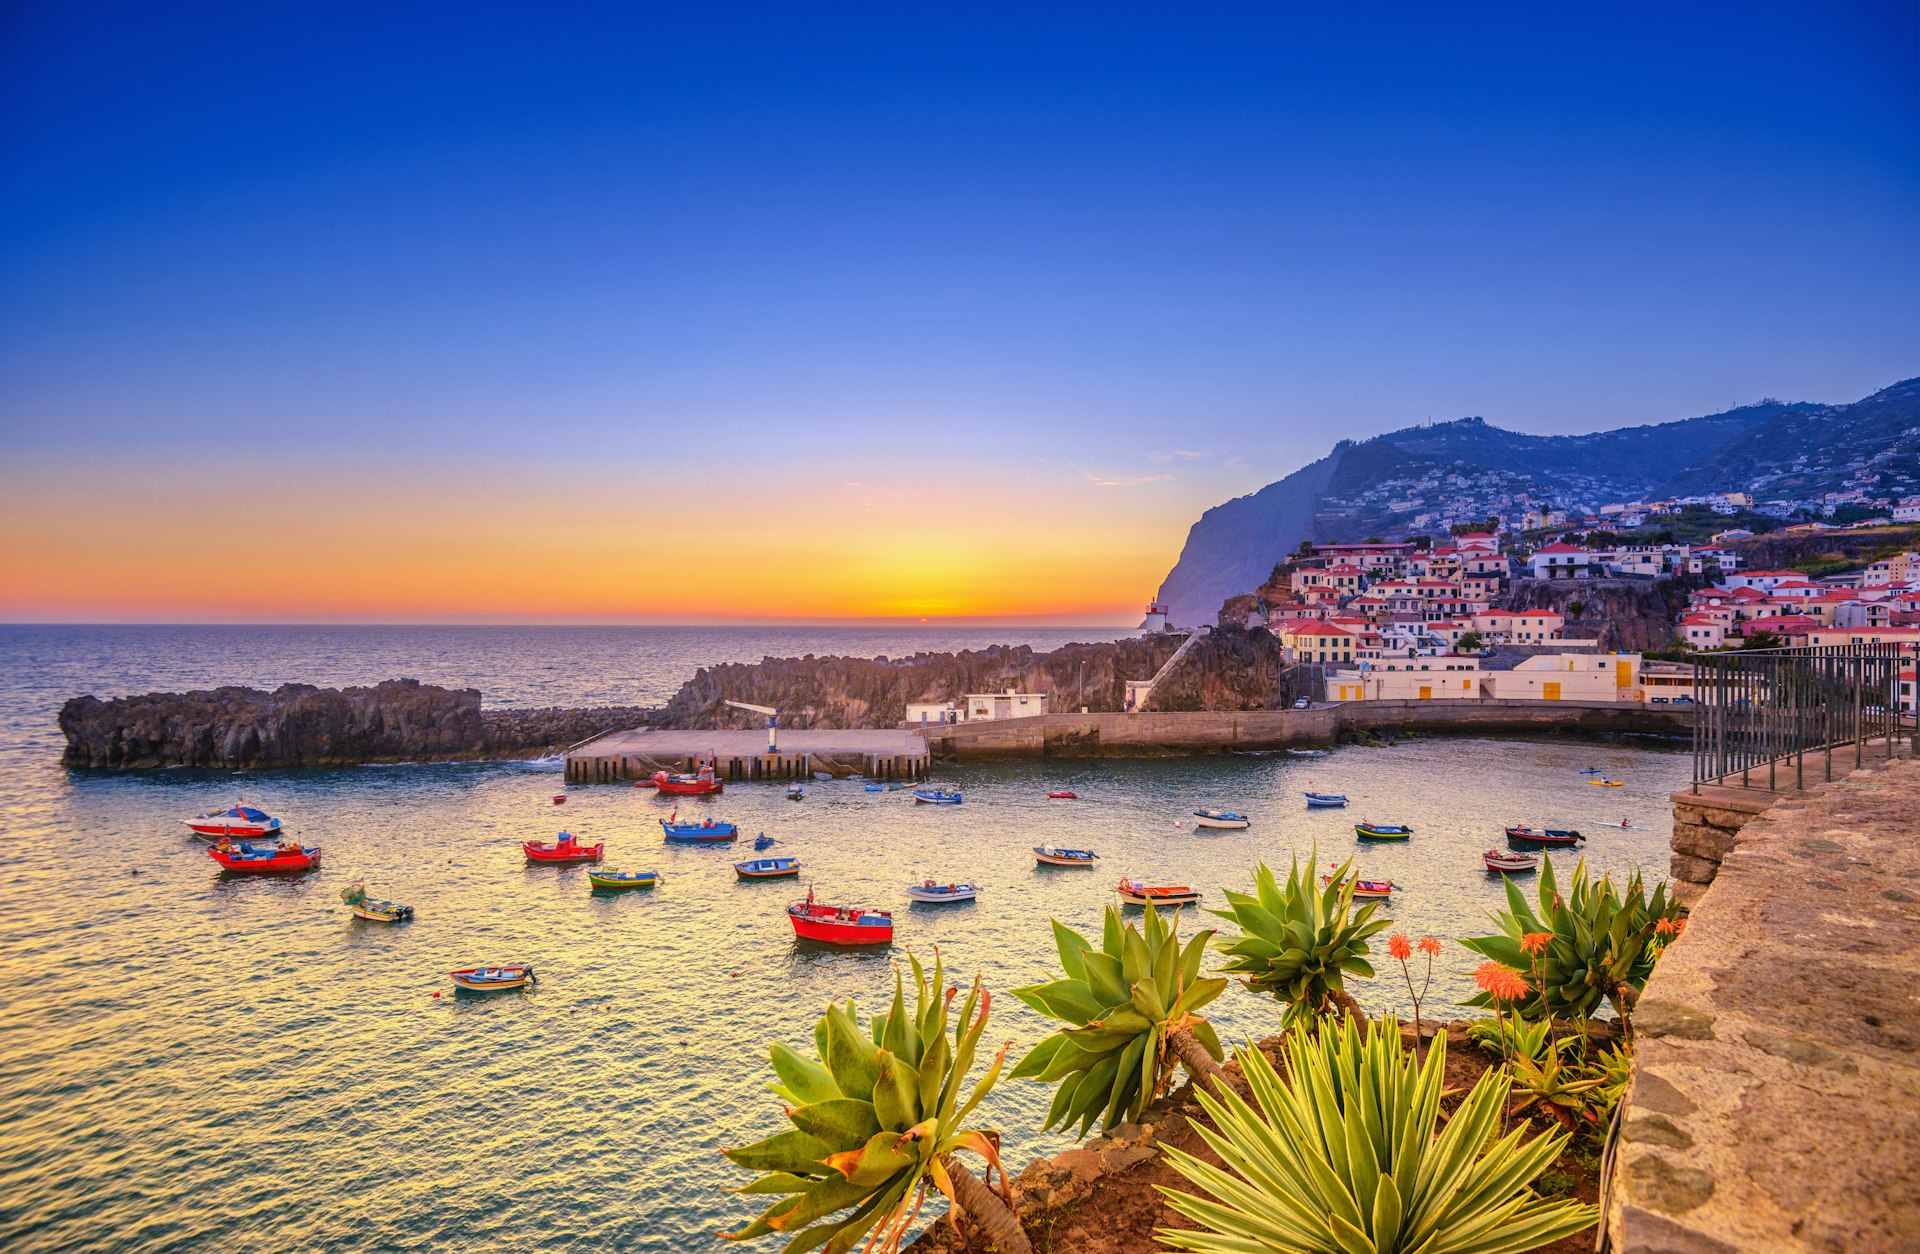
633;777;657;789
185;804;282;839
788;890;893;945
552;794;566;805
1116;879;1200;907
786;784;805;801
1354;823;1412;840
451;963;534;993
1599;820;1649;830
735;856;801;879
653;758;724;795
912;789;963;805
1047;790;1079;800
1587;779;1624;788
341;881;412;922
907;880;978;903
1484;848;1540;873
1034;846;1099;867
1505;826;1583;847
865;781;909;792
208;839;320;874
660;817;739;843
753;834;778;850
588;869;660;891
1304;792;1348;808
1192;809;1250;830
812;771;834;781
1320;873;1395;901
524;832;604;863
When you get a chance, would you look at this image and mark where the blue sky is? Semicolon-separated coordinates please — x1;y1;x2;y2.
1;2;1916;621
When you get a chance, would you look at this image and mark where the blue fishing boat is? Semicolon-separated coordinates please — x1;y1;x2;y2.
1192;809;1249;830
913;789;962;805
1304;792;1348;808
907;880;978;903
785;783;805;801
753;834;778;850
661;817;739;843
735;856;801;880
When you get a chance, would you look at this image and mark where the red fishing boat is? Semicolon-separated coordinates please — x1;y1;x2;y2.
652;756;724;795
523;832;604;863
207;839;321;874
1047;790;1079;800
787;889;893;946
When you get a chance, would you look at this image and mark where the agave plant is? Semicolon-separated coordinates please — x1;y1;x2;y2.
723;951;1030;1254
1507;1035;1604;1129
1465;1013;1553;1063
1584;1043;1634;1120
1212;855;1390;1026
1008;904;1228;1138
1156;1016;1597;1254
1459;856;1681;1030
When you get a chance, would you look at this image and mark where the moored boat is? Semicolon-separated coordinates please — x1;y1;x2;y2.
552;794;566;805
1320;873;1395;900
787;890;893;945
524;832;604;863
1116;879;1200;907
341;881;412;921
1034;846;1099;867
1047;790;1078;800
1484;848;1540;873
653;757;724;795
1192;809;1250;829
1505;826;1583;847
785;783;805;800
185;804;282;839
450;963;534;993
1587;778;1624;787
753;833;778;850
912;789;963;805
1354;822;1412;840
1305;792;1348;808
906;880;978;903
660;816;739;843
588;869;660;891
208;839;320;874
735;856;801;879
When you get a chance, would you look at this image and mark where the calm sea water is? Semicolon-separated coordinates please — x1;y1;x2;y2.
0;625;1688;1252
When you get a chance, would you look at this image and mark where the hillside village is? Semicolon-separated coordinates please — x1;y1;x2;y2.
1151;510;1920;716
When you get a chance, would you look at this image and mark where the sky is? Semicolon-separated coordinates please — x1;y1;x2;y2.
2;2;1916;624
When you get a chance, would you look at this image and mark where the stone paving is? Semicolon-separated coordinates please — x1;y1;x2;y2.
1611;753;1920;1252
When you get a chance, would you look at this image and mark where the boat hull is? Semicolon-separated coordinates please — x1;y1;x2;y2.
788;904;893;945
1034;847;1099;867
1484;857;1539;873
912;791;962;805
1504;828;1582;846
588;872;659;890
1192;812;1249;829
208;845;320;873
1117;886;1200;907
1354;826;1411;840
349;901;412;921
186;818;282;838
524;842;604;863
451;965;533;993
906;884;977;903
735;858;801;879
653;771;723;795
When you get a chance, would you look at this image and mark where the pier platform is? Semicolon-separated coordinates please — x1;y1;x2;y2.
564;728;928;785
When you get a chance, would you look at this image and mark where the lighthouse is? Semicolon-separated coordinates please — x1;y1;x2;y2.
1143;600;1170;633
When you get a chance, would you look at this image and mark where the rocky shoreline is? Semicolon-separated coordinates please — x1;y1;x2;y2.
58;678;655;769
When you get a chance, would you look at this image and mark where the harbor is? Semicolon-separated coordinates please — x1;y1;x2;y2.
562;726;929;784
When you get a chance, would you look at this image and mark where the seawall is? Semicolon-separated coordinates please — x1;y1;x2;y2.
914;700;1689;759
1610;745;1920;1251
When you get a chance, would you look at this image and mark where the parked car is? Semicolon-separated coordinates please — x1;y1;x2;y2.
1293;697;1311;709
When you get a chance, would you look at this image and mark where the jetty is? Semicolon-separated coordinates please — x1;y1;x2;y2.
563;727;928;785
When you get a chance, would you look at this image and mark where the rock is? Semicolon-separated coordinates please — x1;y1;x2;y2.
1634;999;1718;1041
1625;1155;1717;1215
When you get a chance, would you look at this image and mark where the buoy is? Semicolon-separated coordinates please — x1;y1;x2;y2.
431;991;442;998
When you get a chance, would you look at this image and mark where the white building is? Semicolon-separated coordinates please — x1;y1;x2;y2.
1527;542;1594;580
906;690;1050;725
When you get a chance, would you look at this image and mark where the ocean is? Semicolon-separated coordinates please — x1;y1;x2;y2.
0;625;1688;1252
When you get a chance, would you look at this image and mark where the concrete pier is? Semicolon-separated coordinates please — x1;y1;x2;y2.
564;728;929;785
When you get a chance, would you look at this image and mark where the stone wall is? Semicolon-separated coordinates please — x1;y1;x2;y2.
1610;750;1920;1251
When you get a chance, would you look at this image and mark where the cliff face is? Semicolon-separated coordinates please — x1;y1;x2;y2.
60;679;490;768
655;638;1188;729
1502;577;1698;651
1139;626;1289;711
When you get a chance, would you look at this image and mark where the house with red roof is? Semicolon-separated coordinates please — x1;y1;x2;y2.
1678;612;1727;649
1272;619;1360;664
1526;541;1594;580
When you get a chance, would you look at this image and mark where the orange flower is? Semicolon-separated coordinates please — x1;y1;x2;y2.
1521;931;1554;956
1473;961;1532;1001
1417;935;1442;957
1389;934;1412;961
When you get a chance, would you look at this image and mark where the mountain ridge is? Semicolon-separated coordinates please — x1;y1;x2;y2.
1153;378;1918;626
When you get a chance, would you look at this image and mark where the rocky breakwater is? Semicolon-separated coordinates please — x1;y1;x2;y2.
59;679;658;768
654;636;1194;729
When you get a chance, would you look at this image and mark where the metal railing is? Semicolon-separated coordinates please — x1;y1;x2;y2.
1691;643;1913;791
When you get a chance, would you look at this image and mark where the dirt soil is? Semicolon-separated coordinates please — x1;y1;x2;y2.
909;1023;1606;1254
